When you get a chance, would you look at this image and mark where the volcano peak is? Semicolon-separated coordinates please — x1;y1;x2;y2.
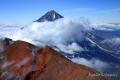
35;10;64;22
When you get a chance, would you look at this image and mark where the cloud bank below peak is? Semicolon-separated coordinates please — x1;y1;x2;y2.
11;18;91;46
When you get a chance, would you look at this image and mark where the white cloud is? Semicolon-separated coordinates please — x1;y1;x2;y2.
71;58;109;72
11;18;90;49
55;42;84;54
91;22;120;30
102;38;120;46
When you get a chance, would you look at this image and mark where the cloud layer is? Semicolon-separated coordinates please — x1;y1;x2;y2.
71;58;109;72
12;18;90;47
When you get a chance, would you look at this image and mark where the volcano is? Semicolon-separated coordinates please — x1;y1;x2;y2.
35;10;64;22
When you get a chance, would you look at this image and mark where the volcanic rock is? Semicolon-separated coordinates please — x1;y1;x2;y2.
0;41;110;80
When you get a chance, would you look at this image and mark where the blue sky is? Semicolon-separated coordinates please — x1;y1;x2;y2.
0;0;120;24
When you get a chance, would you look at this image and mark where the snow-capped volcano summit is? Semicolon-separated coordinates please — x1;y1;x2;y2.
35;10;64;22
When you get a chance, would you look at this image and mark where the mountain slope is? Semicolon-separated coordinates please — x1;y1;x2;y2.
0;41;109;80
35;10;64;22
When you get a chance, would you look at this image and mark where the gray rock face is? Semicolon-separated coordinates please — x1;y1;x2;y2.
0;38;13;52
0;39;5;52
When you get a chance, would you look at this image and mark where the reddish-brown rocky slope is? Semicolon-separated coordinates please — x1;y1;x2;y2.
0;41;110;80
